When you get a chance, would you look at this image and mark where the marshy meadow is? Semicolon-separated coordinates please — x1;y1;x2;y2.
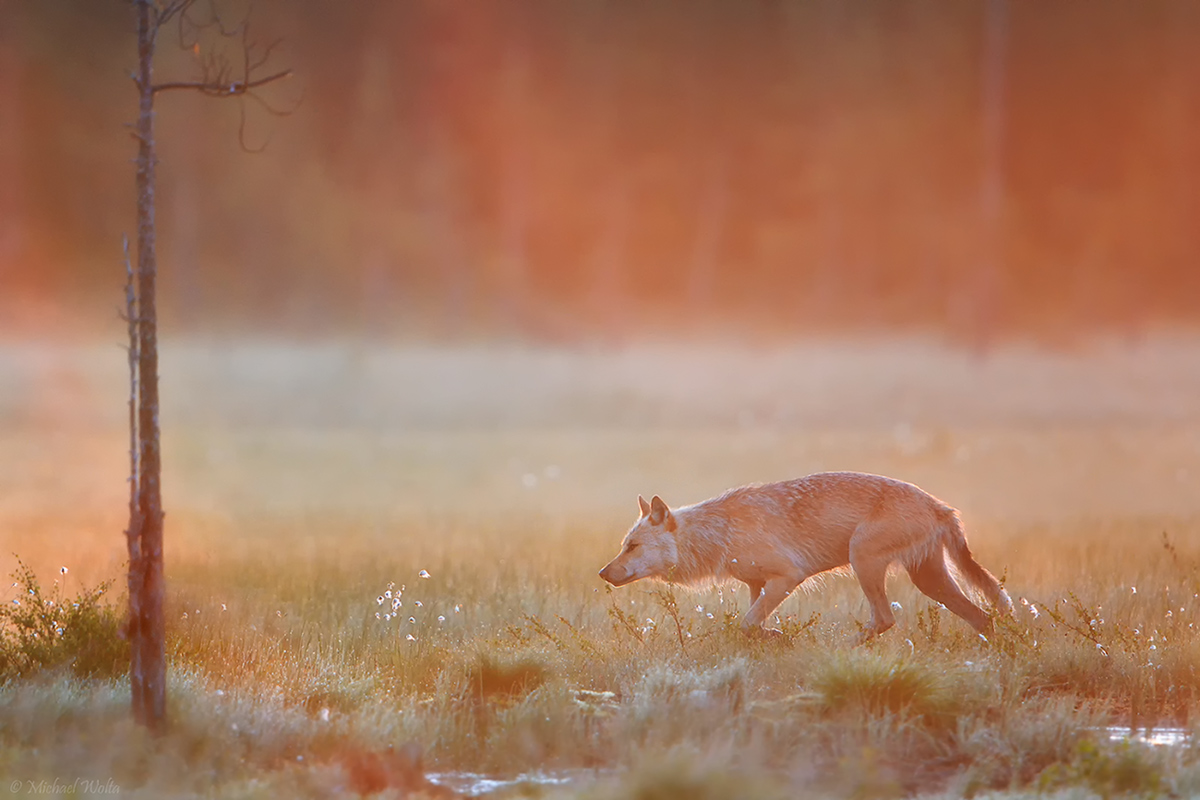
3;338;1200;798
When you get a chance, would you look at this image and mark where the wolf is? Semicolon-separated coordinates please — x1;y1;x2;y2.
599;472;1012;639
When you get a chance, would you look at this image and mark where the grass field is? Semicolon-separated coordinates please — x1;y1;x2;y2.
3;337;1200;798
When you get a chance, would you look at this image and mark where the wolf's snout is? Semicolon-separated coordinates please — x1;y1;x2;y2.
599;561;626;586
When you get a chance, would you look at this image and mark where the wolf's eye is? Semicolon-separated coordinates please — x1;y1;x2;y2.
626;543;640;553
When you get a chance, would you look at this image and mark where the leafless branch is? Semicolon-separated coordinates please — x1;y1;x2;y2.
236;100;270;153
174;0;243;42
248;37;283;74
244;84;300;118
150;0;298;151
156;0;197;28
151;67;291;95
211;1;248;39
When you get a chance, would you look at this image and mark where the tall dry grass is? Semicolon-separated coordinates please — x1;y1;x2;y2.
2;338;1200;797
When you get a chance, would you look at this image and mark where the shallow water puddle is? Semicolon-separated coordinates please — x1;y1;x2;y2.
427;770;586;796
1105;726;1190;747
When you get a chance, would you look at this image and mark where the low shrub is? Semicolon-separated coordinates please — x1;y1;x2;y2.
0;559;127;681
810;652;979;729
1038;738;1167;799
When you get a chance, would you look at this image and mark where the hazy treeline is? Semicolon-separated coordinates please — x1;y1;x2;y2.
1;1;1198;340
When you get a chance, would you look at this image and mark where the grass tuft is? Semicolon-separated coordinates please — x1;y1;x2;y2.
466;653;550;703
811;651;978;728
586;752;787;800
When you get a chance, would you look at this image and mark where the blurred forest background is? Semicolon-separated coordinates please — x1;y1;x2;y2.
1;1;1199;343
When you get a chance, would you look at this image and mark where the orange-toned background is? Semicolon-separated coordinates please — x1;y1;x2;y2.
1;1;1198;341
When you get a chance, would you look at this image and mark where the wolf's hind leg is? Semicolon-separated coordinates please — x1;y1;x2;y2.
742;580;765;606
849;550;895;639
740;576;799;636
906;553;992;635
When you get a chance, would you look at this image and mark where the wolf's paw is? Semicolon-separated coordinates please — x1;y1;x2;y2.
852;627;884;647
745;626;787;644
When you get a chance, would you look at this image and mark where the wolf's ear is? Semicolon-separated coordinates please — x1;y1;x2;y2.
637;495;651;518
649;495;669;526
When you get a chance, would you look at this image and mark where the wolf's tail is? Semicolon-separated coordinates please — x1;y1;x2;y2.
942;510;1013;617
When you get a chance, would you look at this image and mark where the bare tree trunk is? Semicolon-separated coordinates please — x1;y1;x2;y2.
1166;3;1199;324
132;0;166;732
352;39;398;339
583;15;629;338
122;236;144;723
590;172;630;337
685;153;727;312
974;0;1008;350
424;127;472;336
123;0;290;733
498;44;531;332
0;10;23;278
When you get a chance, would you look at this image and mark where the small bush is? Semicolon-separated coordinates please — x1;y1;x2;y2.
301;674;378;715
0;559;128;681
634;658;750;715
466;653;549;703
1038;738;1167;799
590;753;787;800
812;653;966;726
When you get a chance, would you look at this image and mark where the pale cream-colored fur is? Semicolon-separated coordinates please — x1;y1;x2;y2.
599;471;1013;639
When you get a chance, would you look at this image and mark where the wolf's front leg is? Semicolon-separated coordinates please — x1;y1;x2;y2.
740;577;799;638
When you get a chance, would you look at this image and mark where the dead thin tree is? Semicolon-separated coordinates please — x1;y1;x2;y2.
126;0;292;732
972;0;1008;350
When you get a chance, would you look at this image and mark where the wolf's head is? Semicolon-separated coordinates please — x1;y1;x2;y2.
599;495;679;587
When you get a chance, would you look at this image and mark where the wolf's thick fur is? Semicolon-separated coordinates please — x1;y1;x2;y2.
599;472;1013;639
